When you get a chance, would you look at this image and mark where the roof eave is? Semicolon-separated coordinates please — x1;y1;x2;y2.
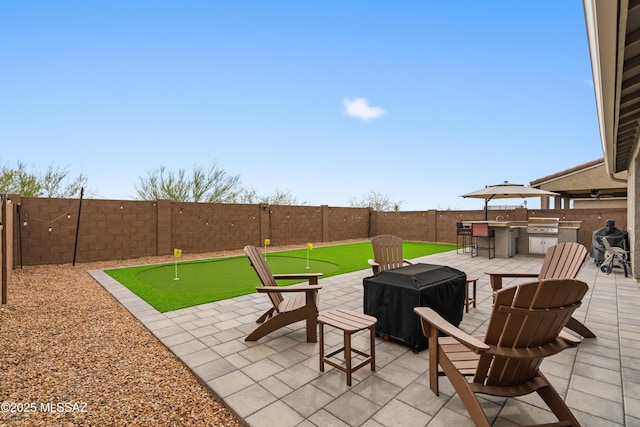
583;0;623;174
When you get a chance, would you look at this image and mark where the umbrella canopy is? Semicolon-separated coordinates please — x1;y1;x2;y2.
461;181;559;219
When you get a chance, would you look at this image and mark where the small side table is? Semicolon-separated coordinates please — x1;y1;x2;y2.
465;276;478;313
318;309;377;386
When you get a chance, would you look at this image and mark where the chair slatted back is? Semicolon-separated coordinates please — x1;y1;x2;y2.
475;278;588;387
538;242;588;281
603;237;614;253
244;245;283;309
603;236;628;254
371;235;406;272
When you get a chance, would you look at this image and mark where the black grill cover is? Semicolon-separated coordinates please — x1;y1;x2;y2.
363;263;466;352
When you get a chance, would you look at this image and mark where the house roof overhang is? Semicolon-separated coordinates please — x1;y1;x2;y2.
530;157;628;199
584;0;640;175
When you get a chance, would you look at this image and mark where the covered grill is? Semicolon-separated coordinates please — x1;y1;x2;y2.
527;217;560;255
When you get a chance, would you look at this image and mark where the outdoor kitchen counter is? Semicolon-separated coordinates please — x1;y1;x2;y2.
461;221;517;258
462;220;581;257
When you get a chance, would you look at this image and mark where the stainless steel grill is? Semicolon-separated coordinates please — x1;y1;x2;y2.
527;217;559;235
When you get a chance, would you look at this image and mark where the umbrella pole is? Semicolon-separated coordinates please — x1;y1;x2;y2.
484;199;488;220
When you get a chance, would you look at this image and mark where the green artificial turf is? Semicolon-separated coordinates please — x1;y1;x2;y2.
105;241;456;313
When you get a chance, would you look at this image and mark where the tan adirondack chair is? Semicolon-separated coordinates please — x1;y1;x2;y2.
244;245;322;342
601;236;630;276
486;241;594;338
414;278;588;427
367;234;413;274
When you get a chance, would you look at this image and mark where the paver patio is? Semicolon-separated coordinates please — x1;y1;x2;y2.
90;249;639;426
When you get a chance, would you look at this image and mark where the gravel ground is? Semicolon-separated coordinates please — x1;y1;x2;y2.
0;251;248;427
0;240;365;426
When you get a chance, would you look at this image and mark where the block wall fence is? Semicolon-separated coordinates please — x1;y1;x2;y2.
2;195;628;267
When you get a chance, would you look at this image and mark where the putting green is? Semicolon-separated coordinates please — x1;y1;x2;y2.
105;241;456;312
135;256;339;294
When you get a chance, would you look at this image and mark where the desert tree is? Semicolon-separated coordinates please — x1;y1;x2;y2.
0;161;87;197
238;188;304;205
349;190;403;211
135;163;242;203
40;164;88;198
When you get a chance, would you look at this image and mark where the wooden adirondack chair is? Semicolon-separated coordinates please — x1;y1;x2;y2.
601;236;630;276
244;245;322;342
367;234;413;274
486;242;594;338
414;278;588;427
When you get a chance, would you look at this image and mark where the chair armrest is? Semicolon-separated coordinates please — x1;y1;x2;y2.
273;273;322;285
558;330;582;345
414;307;489;353
485;272;538;291
368;259;380;274
257;284;322;293
486;272;539;277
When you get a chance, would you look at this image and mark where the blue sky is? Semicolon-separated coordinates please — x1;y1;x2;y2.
1;1;602;210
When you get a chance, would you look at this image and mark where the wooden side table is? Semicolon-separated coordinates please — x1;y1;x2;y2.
318;309;377;386
465;276;478;313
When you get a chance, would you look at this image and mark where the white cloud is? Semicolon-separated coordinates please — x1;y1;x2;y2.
343;97;387;121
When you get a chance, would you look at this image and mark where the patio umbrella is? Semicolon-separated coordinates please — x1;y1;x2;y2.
461;181;559;220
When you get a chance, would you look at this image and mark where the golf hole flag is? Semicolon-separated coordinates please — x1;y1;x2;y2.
306;242;313;269
263;239;270;260
173;248;182;280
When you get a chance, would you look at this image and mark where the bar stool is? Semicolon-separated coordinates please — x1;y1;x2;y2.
465;276;478;313
471;223;495;259
456;222;473;254
318;309;377;386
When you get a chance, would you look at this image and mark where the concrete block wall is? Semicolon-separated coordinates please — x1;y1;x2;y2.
265;205;324;246
373;210;432;241
7;195;629;266
170;202;261;253
327;207;370;242
16;197;158;264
